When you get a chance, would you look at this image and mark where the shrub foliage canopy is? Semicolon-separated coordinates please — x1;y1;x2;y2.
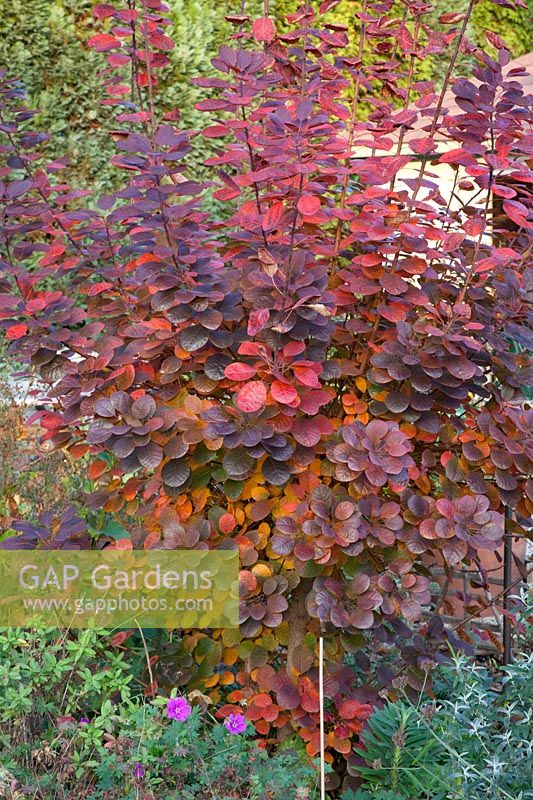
0;0;531;785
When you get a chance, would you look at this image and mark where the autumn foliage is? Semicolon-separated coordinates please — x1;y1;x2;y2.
1;0;532;787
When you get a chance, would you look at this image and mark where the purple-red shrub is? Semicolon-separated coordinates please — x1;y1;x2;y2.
1;0;531;787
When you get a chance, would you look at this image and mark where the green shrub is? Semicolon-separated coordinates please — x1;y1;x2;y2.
429;650;533;800
350;701;447;798
0;0;265;197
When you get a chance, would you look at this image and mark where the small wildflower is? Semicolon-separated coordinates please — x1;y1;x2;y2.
167;696;192;722
133;762;145;781
79;718;90;725
224;712;247;735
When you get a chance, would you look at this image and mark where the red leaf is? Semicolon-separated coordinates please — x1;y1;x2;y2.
39;243;66;267
409;137;436;155
92;3;116;18
87;33;119;51
442;232;465;252
108;538;133;551
236;381;267;413
503;199;532;229
6;323;27;340
492;185;516;199
463;218;485;236
248;308;270;336
297;389;332;414
219;513;236;534
292;418;323;447
283;341;305;358
485;30;507;49
109;630;133;646
271;380;298;405
144;531;161;550
116;9;138;22
86;282;113;297
262;202;284;232
149;33;175;51
319;0;341;12
214;186;241;201
225;362;257;381
225;15;250;25
252;17;276;42
238;342;263;356
292;364;321;388
439;12;466;23
203;124;230;139
299;678;320;713
338;699;373;720
297;194;321;217
376;302;408;323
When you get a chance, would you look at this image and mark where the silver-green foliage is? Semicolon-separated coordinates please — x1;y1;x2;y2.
348;644;533;800
430;650;533;800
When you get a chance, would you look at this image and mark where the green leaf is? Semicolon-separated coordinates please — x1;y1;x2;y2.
93;520;130;539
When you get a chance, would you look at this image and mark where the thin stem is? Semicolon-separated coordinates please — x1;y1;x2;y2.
319;635;325;800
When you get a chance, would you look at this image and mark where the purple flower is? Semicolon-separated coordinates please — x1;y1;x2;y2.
167;696;192;722
133;762;145;781
224;712;247;735
79;718;90;725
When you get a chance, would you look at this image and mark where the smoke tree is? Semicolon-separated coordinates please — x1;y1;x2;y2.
1;0;531;787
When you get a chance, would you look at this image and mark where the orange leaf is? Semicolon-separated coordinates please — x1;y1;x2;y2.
6;323;27;340
254;719;271;735
223;648;239;666
88;459;108;480
109;538;132;551
69;444;90;460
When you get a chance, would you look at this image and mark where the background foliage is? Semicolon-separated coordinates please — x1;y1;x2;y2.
0;0;530;194
0;627;317;799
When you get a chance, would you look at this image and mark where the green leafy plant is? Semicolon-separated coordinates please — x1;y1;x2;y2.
341;790;406;800
0;627;317;799
348;633;533;800
350;701;447;798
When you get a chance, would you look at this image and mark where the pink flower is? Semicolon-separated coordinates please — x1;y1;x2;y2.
167;696;191;722
224;712;247;735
